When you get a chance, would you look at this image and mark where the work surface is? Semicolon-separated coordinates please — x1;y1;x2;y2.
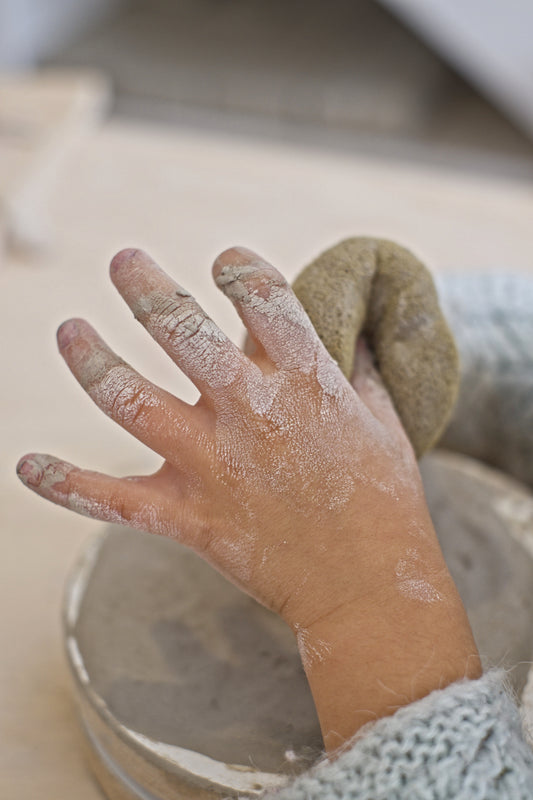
2;115;533;799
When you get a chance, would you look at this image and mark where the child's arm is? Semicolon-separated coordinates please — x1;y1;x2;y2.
17;246;481;751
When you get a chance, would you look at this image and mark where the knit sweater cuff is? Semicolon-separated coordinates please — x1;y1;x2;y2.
262;671;533;800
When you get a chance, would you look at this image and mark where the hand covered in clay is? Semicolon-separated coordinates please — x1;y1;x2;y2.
17;247;480;749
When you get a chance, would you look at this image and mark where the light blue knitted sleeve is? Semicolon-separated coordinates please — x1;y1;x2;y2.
261;671;533;800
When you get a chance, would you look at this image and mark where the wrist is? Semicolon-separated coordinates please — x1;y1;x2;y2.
295;567;481;752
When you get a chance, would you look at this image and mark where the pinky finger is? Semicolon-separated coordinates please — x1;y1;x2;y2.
16;453;180;538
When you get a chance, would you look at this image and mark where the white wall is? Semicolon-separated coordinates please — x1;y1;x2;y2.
380;0;533;139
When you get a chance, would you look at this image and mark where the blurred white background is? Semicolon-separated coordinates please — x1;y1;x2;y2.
2;0;533;174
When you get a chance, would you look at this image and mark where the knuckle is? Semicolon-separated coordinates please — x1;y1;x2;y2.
98;368;155;427
152;296;209;346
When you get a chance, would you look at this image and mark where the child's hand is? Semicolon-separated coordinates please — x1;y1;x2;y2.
17;247;481;749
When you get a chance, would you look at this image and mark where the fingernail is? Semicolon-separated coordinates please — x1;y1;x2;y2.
110;248;145;279
213;246;265;279
57;318;82;350
16;456;43;487
16;454;71;494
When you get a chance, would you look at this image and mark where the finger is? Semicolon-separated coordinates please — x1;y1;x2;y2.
351;338;407;437
243;330;269;367
212;246;323;373
110;248;256;396
16;453;186;538
57;318;208;465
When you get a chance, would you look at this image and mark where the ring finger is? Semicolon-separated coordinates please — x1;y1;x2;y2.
57;318;209;465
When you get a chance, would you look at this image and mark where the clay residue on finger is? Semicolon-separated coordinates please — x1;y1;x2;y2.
133;289;243;391
17;453;74;494
66;491;126;525
16;454;125;524
215;259;327;376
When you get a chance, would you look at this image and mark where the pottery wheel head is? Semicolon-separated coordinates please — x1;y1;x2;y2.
64;453;533;799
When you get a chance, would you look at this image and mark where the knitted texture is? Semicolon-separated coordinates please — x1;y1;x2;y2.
260;672;533;800
436;272;533;489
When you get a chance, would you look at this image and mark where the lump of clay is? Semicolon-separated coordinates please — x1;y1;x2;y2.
292;237;459;457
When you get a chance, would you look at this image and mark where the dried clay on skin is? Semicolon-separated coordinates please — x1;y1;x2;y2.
395;547;444;604
207;258;424;594
295;624;332;672
131;288;244;392
215;261;409;507
216;260;347;400
17;454;120;523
